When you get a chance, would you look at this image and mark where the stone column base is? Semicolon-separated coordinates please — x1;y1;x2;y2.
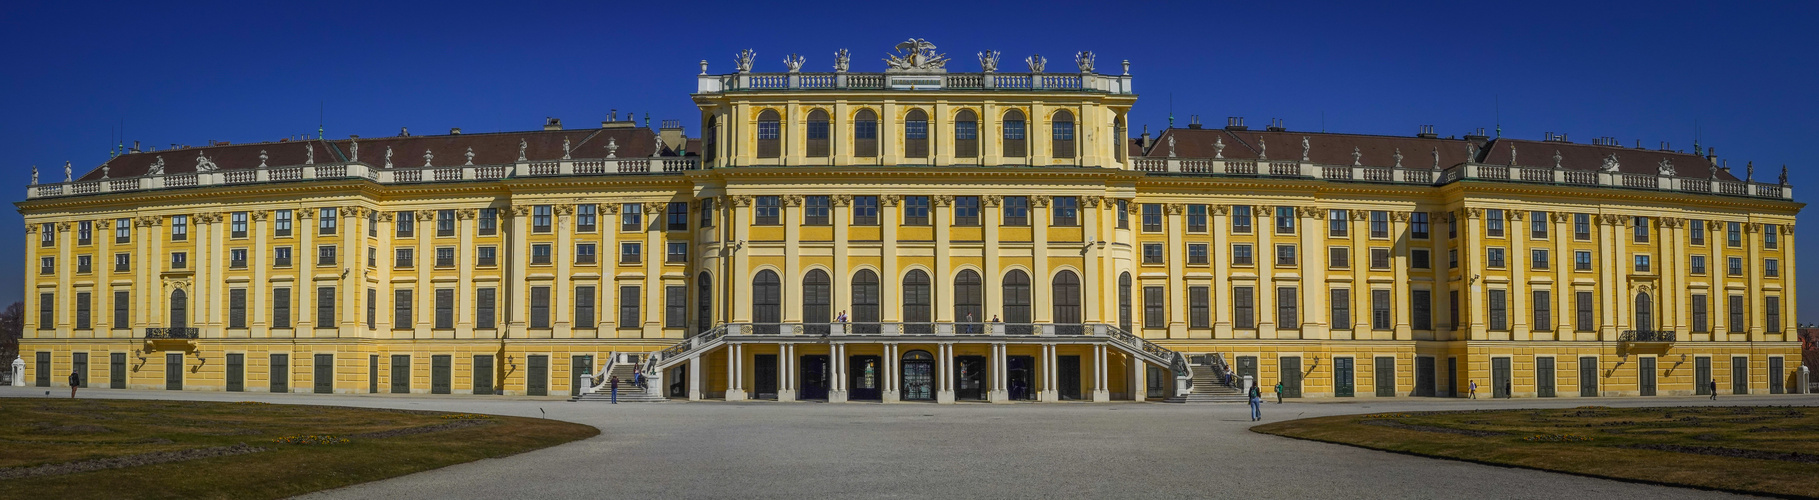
726;389;747;401
1039;389;1058;402
937;390;955;404
1091;389;1110;402
778;389;798;401
829;390;849;403
883;389;901;402
988;389;1008;403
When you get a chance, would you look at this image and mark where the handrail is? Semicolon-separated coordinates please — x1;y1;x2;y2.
145;328;198;339
590;351;618;390
1619;330;1677;342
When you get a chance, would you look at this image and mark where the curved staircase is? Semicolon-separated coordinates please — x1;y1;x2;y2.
570;362;668;402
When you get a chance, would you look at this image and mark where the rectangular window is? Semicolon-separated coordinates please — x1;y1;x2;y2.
266;210;289;237
1233;286;1254;329
1231;205;1253;233
1371;289;1392;330
661;203;688;231
1330;289;1351;329
366;288;376;329
476;288;496;329
41;256;53;275
75;292;90;330
171;252;186;269
477;246;497;267
699;199;714;227
318;208;338;235
367;211;378;238
114;253;131;272
1576;291;1594;332
667;242;688;263
1276;244;1297;266
1575;251;1592;271
1189;286;1210;329
1142;204;1163;232
1187;244;1208;265
1487;289;1508;331
318;245;337;266
271;288;290;329
1329;247;1350;268
1051;197;1079;226
1370;211;1390;238
530;244;551;265
574;286;595;329
1143;286;1165;329
38;292;52;329
1487;248;1506;268
1691;294;1708;333
171;216;189;241
1531;249;1550;270
231;212;248;238
576;243;596;264
1689;220;1705;245
113;290;129;328
532;205;552;233
1411;249;1431;269
1765;224;1779;249
431;209;452;236
1003;197;1029;226
1275;206;1295;234
1532;290;1551;331
904;196;930;225
1116;200;1129;229
316;286;336;327
666;286;687;329
1187;204;1207;232
1277;287;1298;328
1765;258;1780;277
1142;244;1164;265
272;247;292;267
576;204;597;232
1450;290;1460;331
395;211;416;237
1329;209;1349;237
1485;209;1504;237
1530;211;1548;239
435;247;454;267
853;196;879;225
952;196;979;226
620;242;642;264
478;208;498;235
434;289;453;329
74;221;90;245
229;249;247;269
1727;222;1741;247
1728;295;1744;331
77;255;91;273
1574;214;1591;240
394;289;413;328
622;203;644;231
1411;212;1429;239
619;286;640;328
1728;257;1743;276
530;287;550;329
1691;255;1706;274
750;196;781;225
115;219;130;244
1448;214;1458;239
394;248;413;268
1634;254;1651;273
1767;297;1781;333
1369;248;1390;269
1232;244;1253;266
1411;290;1432;330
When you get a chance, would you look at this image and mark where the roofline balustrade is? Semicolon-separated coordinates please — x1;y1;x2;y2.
696;71;1134;95
25;157;702;200
1131;157;1796;201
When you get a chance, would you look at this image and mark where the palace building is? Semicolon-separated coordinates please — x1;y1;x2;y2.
14;40;1806;401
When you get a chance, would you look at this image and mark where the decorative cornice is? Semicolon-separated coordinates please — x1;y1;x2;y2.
376;212;394;223
1082;196;1103;208
1391;211;1410;223
1211;204;1230;216
601;203;620;215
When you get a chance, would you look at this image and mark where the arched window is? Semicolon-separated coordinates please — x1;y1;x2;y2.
1053;270;1082;334
900;349;935;401
752;270;781;334
169;289;188;329
1003;270;1031;334
955;269;983;329
803;269;831;334
954;109;979;159
806;109;831;158
1118;272;1133;332
852;270;880;333
756;109;781;159
905;109;930;159
1051;110;1076;159
696;272;712;335
1635;292;1653;332
854;109;879;158
1003;109;1027;158
903;269;932;333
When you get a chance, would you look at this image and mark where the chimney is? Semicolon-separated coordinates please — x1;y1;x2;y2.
1265;118;1285;132
1225;117;1248;131
660;120;686;152
1139;125;1153;151
1464;128;1489;142
1417;125;1437;139
1706;147;1715;162
544;117;563;131
1186;115;1202;130
131;141;141;153
1659;141;1671;151
450;127;462;135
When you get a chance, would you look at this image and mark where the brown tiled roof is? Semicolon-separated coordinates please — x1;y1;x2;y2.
79;127;676;181
1144;128;1479;168
1478;139;1740;182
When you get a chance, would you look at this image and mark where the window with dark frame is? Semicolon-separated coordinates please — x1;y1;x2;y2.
1143;286;1164;329
396;210;415;237
853;196;879;225
620;286;641;328
1003;197;1029;226
1330;289;1351;329
904;196;930;226
1189;286;1210;329
953;196;979;226
1233;286;1255;329
756;196;781;225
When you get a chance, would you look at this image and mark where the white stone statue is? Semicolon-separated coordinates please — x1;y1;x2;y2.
1746;161;1755;182
783;54;805;73
1075;51;1095;73
423;149;434;167
1213;136;1225;159
1508;143;1517;166
349;138;359;162
1658;158;1675;176
1257;138;1268;160
1393;148;1403;168
884;38;949;71
1167;135;1176;158
64;161;72;181
1553;150;1563;168
465;147;475;166
734;49;756;73
259;150;269;168
148;156;165;175
305;144;315;165
194;154;216;173
1780;165;1789;186
978;50;1000;73
562;137;572;160
384;146;394;168
1353;147;1363;166
1301;136;1310;161
1431;147;1440;168
101;165;109;179
652;134;664;158
606;137;619;158
518;138;528;161
1601;153;1620;172
30;165;38;185
1026;54;1046;73
833;49;851;72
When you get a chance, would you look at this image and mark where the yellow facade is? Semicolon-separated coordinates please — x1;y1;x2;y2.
16;43;1804;400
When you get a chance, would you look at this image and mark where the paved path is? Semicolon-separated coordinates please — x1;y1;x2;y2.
6;387;1811;499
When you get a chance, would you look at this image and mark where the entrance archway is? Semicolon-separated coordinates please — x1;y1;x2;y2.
901;349;935;401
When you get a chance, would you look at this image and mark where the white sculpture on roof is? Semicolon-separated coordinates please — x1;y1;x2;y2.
1553;150;1563;168
562;137;572;160
1393;148;1403;168
1166;135;1176;158
1257;138;1268;160
465;147;475;166
1301;136;1310;161
606;137;619;158
1431;147;1439;169
653;134;664;158
834;49;851;73
783;54;805;73
305;144;315;165
384;146;394;168
1601;153;1620;172
884;38;949;71
1352;147;1362;166
1658;158;1675;176
518;138;528;161
734;49;756;73
1746;161;1754;182
1214;136;1225;159
148;156;164;175
1508;143;1517;166
1780;165;1788;185
194;153;216;172
1026;54;1046;73
977;50;1000;73
30;165;37;185
423;149;433;167
1075;51;1095;73
349;138;359;162
259;150;269;168
101;165;109;179
64;161;71;181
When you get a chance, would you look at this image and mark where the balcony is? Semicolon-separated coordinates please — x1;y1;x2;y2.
1619;330;1676;343
145;328;199;339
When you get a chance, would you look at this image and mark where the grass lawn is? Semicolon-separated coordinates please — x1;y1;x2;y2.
1255;405;1818;498
0;398;598;499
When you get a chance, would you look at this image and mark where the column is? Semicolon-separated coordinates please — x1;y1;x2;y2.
645;204;664;336
934;197;952;323
510;206;531;335
251;212;269;334
937;342;954;403
457;209;476;332
884;342;900;402
833;196;851;323
778;343;797;401
989;342;1008;402
688;356;702;401
985;197;1003;323
1394;211;1414;340
1033;197;1052;323
1256;206;1275;337
1508;211;1528;340
731;198;752;323
1092;344;1110;402
1167;203;1187;338
726;343;744;400
1040;344;1057;401
783;198;801;325
830;343;848;403
1212;206;1232;337
881;196;899;323
1082;198;1102;324
1300;208;1327;339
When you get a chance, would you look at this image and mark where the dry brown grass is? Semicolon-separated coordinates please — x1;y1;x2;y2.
0;399;597;499
1256;406;1819;498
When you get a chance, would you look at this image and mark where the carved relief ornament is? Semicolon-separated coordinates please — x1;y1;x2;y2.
457;208;477;220
832;194;853;207
1164;203;1185;215
981;195;1000;207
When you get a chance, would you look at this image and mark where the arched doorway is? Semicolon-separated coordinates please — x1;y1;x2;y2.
1003;270;1032;334
169;289;188;329
803;269;831;335
1635;292;1653;332
852;270;880;334
901;349;935;401
1053;270;1082;334
955;269;983;332
903;269;932;333
753;270;781;334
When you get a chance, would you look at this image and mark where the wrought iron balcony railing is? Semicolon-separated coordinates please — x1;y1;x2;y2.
145;327;199;339
1619;330;1677;343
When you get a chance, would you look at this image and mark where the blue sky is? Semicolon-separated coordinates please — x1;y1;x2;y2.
2;1;1814;317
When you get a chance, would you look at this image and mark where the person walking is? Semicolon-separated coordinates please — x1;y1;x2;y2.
1248;383;1264;421
1274;381;1284;404
1710;379;1718;400
609;375;619;404
68;371;81;399
1469;380;1478;399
